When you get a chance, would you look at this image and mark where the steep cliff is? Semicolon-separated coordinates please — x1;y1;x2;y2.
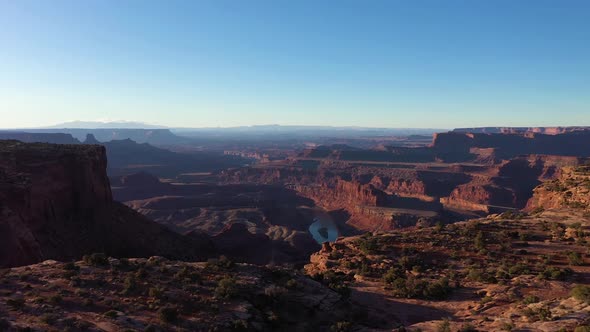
526;165;590;211
453;126;590;135
0;140;213;268
432;131;590;160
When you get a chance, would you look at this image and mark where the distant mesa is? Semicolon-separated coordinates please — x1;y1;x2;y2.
0;132;80;144
83;133;101;144
453;126;590;135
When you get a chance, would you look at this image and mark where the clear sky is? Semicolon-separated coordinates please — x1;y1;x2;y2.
1;0;589;129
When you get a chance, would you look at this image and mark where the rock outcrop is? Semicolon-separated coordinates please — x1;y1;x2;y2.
0;140;213;268
526;165;590;211
453;126;590;135
432;131;590;159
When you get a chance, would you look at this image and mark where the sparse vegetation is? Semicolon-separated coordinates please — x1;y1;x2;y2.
330;321;352;332
437;319;451;332
215;276;238;299
571;285;590;304
158;306;179;323
83;253;108;266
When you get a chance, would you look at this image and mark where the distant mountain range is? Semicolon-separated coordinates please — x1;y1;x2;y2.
45;121;168;129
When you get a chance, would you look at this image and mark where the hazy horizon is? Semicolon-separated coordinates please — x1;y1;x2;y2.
1;0;589;128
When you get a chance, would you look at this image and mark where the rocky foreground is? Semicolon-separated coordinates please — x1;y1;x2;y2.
305;208;590;331
0;256;367;332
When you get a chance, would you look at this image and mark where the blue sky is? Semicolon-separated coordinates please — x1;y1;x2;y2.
1;0;589;128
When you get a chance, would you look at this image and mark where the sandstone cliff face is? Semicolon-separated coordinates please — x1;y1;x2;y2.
432;131;590;159
0;132;80;144
526;166;590;211
0;140;212;268
453;126;590;135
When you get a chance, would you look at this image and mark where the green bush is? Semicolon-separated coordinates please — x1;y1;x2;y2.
103;310;118;319
467;268;496;283
206;256;234;271
356;234;380;255
567;251;584;266
63;262;79;271
158;306;178;323
575;326;590;332
437;319;451;332
474;231;485;251
49;295;62;304
215;276;238;299
571;285;590;304
459;323;478;332
83;253;108;266
149;287;164;299
539;267;573;280
120;275;138;295
330;321;352;332
6;298;25;309
387;275;452;300
523;295;539;304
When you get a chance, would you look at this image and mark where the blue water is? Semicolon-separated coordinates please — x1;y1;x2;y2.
308;217;339;244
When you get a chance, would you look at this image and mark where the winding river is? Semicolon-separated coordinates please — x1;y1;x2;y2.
308;216;339;244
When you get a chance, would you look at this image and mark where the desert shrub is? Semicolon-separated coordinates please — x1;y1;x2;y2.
575;326;590;332
231;319;249;331
523;295;539;304
397;255;422;271
523;306;552;322
480;296;493;304
500;322;514;331
6;298;25;309
264;285;288;300
315;270;352;299
383;267;404;284
519;232;530;241
474;231;485;251
206;256;234;271
388;276;452;300
135;267;147;279
63;262;79;271
83;253;108;266
459;323;478;332
507;262;530;277
49;294;62;304
103;310;118;319
144;325;158;332
539;266;573;280
285;278;298;290
571;285;590;304
356;260;372;276
120;275;138;295
158;306;178;323
356;234;380;255
537;306;552;321
149;287;164;299
330;321;352;332
467;268;496;283
174;266;201;283
567;251;584;266
500;211;526;220
39;313;58;325
437;319;451;332
215;276;238;299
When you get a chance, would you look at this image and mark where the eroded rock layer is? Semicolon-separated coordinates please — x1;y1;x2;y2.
0;140;213;268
